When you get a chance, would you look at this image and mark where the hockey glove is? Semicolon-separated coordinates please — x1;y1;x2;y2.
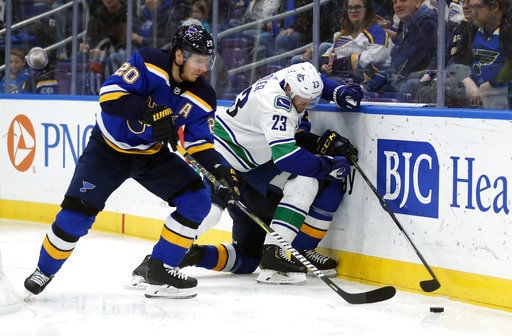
142;105;179;150
327;156;351;179
296;111;312;133
213;164;240;206
316;129;358;163
333;84;363;110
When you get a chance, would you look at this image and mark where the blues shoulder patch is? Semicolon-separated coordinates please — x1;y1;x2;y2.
274;96;291;112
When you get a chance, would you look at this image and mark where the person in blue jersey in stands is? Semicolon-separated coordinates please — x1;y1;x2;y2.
23;24;239;299
0;48;30;94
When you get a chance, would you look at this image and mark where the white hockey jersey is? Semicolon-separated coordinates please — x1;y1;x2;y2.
214;68;334;178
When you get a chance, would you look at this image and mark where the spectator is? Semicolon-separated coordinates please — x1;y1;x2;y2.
238;0;281;60
412;0;511;108
53;0;70;61
0;48;30;94
17;0;55;51
364;0;437;94
446;0;476;66
412;0;476;106
274;0;342;65
389;0;438;76
24;47;61;94
461;0;511;109
224;0;250;25
319;0;393;83
132;0;177;48
79;0;129;79
189;0;211;32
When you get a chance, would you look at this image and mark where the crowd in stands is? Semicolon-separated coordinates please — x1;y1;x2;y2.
0;0;511;109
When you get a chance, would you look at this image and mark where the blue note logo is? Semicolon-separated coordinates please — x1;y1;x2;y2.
377;139;439;218
80;181;96;193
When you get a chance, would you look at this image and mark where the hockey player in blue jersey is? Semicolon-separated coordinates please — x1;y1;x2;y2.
23;24;239;299
130;62;364;285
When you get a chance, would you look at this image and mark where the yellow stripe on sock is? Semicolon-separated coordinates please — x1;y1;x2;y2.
160;226;193;248
300;223;326;239
42;236;73;260
213;244;228;271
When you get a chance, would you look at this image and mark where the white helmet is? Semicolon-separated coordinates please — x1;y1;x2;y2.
284;62;323;103
26;47;48;70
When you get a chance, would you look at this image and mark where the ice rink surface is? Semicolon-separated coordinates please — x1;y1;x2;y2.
1;219;511;336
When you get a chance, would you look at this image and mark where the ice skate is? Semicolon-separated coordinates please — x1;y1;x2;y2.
125;255;150;290
257;245;307;285
144;257;197;299
293;249;338;278
24;268;54;295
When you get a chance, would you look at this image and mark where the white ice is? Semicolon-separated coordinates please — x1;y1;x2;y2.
1;219;511;336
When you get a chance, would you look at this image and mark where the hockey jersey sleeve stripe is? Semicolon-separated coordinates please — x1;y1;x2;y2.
186;142;215;155
270;141;301;162
214;119;259;169
99;91;130;103
145;62;170;86
214;135;255;171
182;90;213;112
363;29;374;44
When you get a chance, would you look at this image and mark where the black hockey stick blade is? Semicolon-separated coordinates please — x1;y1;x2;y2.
326;279;396;304
420;279;441;292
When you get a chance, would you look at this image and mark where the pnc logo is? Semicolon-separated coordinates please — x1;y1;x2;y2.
7;114;36;172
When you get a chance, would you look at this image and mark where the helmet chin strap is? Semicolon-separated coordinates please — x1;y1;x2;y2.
172;58;186;82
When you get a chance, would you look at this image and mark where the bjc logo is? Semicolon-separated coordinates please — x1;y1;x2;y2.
7;114;36;172
377;139;439;218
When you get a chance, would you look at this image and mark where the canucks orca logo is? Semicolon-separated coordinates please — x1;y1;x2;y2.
80;181;96;193
377;139;439;218
275;96;291;111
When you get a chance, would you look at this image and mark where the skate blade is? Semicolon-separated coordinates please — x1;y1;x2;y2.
144;284;197;299
124;275;148;291
256;269;307;285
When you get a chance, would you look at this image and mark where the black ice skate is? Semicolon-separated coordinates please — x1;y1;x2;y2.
257;245;307;285
24;268;54;295
144;257;197;299
178;244;206;268
293;249;338;278
125;255;151;290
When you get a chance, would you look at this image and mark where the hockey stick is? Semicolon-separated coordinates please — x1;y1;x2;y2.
350;159;441;292
176;145;396;304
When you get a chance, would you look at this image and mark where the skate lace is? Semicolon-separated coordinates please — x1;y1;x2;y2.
31;270;51;286
276;247;290;261
165;267;188;280
303;249;330;264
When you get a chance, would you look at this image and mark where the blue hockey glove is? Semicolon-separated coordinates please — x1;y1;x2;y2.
333;84;363;110
296;111;311;133
327;156;351;179
316;129;358;163
142;105;179;150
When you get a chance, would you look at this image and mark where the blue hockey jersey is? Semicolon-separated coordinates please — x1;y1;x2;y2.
97;47;217;162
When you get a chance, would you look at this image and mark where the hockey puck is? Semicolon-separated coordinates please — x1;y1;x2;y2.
430;307;444;313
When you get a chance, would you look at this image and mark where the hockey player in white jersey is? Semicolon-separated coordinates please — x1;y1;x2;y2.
129;61;363;285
